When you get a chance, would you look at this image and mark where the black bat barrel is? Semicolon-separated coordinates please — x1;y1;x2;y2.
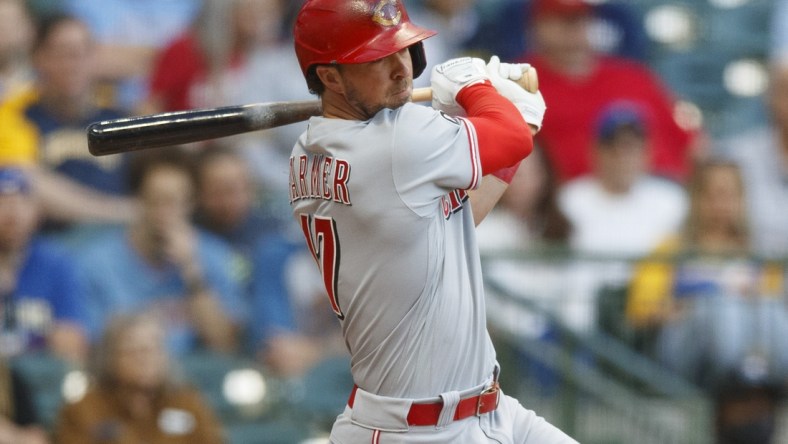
87;101;322;156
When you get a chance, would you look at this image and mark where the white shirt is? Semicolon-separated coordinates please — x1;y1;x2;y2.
559;175;688;258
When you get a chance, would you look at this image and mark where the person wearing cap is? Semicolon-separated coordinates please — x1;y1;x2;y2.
520;0;705;184
558;101;689;259
0;166;89;365
289;0;580;443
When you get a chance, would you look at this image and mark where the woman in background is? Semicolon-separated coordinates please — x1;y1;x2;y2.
54;312;225;444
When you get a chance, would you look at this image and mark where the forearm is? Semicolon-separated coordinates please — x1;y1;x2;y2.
469;175;509;226
30;167;136;224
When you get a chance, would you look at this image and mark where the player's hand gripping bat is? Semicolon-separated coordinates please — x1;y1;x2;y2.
87;67;538;156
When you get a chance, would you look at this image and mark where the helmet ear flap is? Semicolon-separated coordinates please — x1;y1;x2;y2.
409;42;427;79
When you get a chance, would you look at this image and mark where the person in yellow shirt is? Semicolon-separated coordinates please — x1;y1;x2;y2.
0;14;136;234
626;159;787;444
0;87;38;166
626;160;784;332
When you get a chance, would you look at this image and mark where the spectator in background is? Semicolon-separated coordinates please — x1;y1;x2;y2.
190;145;343;377
0;167;89;365
520;0;704;184
554;102;687;334
192;144;282;261
62;0;201;112
250;232;346;378
54;312;225;444
0;166;84;439
0;0;34;103
140;0;308;196
407;0;481;88
0;13;136;236
715;61;788;260
76;149;246;356
559;101;688;259
476;145;571;252
626;160;788;444
139;0;290;114
476;146;582;346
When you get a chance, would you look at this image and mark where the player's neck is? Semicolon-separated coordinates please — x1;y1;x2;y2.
321;90;380;121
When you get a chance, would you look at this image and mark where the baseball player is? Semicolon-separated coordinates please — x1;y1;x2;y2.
289;1;578;443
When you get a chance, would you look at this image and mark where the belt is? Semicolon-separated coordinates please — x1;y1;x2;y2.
347;381;501;427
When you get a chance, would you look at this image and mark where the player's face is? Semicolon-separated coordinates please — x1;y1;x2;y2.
338;48;414;119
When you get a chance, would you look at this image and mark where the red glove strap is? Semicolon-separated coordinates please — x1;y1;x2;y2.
491;161;521;184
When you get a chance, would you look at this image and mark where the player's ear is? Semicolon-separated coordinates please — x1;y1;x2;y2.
315;65;344;95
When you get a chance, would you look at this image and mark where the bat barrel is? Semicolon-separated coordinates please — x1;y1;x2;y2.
87;101;322;156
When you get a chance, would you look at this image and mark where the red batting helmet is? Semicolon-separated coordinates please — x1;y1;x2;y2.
294;0;437;93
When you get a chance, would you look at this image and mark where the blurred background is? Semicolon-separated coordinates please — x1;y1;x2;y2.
1;0;787;443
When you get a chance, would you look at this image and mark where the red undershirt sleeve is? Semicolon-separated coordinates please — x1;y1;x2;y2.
456;83;533;175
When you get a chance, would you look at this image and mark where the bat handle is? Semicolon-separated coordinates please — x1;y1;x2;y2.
411;87;433;103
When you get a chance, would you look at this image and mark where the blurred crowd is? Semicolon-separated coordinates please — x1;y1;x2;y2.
0;0;787;443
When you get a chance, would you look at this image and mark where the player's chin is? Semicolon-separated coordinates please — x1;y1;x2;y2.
387;89;411;108
395;85;412;100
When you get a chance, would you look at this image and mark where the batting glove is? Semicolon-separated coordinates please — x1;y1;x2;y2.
430;57;489;116
486;56;546;132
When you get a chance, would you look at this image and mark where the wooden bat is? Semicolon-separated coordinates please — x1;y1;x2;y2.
87;67;538;156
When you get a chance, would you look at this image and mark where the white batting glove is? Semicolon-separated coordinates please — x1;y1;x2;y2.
430;57;489;116
486;56;546;132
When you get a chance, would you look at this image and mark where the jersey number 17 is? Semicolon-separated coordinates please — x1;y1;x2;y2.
299;213;344;320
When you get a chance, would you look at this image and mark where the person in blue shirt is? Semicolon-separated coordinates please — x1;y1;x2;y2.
0;167;89;364
189;143;341;377
76;148;246;356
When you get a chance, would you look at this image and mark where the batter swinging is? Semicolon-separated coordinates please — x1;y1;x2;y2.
289;1;578;443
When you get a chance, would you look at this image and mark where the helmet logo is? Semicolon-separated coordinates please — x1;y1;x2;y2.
372;0;401;27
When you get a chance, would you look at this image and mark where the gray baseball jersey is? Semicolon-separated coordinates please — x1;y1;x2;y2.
289;102;497;399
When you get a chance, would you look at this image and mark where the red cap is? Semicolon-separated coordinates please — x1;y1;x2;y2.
531;0;592;19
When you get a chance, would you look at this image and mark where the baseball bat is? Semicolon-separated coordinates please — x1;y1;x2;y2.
87;68;538;156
